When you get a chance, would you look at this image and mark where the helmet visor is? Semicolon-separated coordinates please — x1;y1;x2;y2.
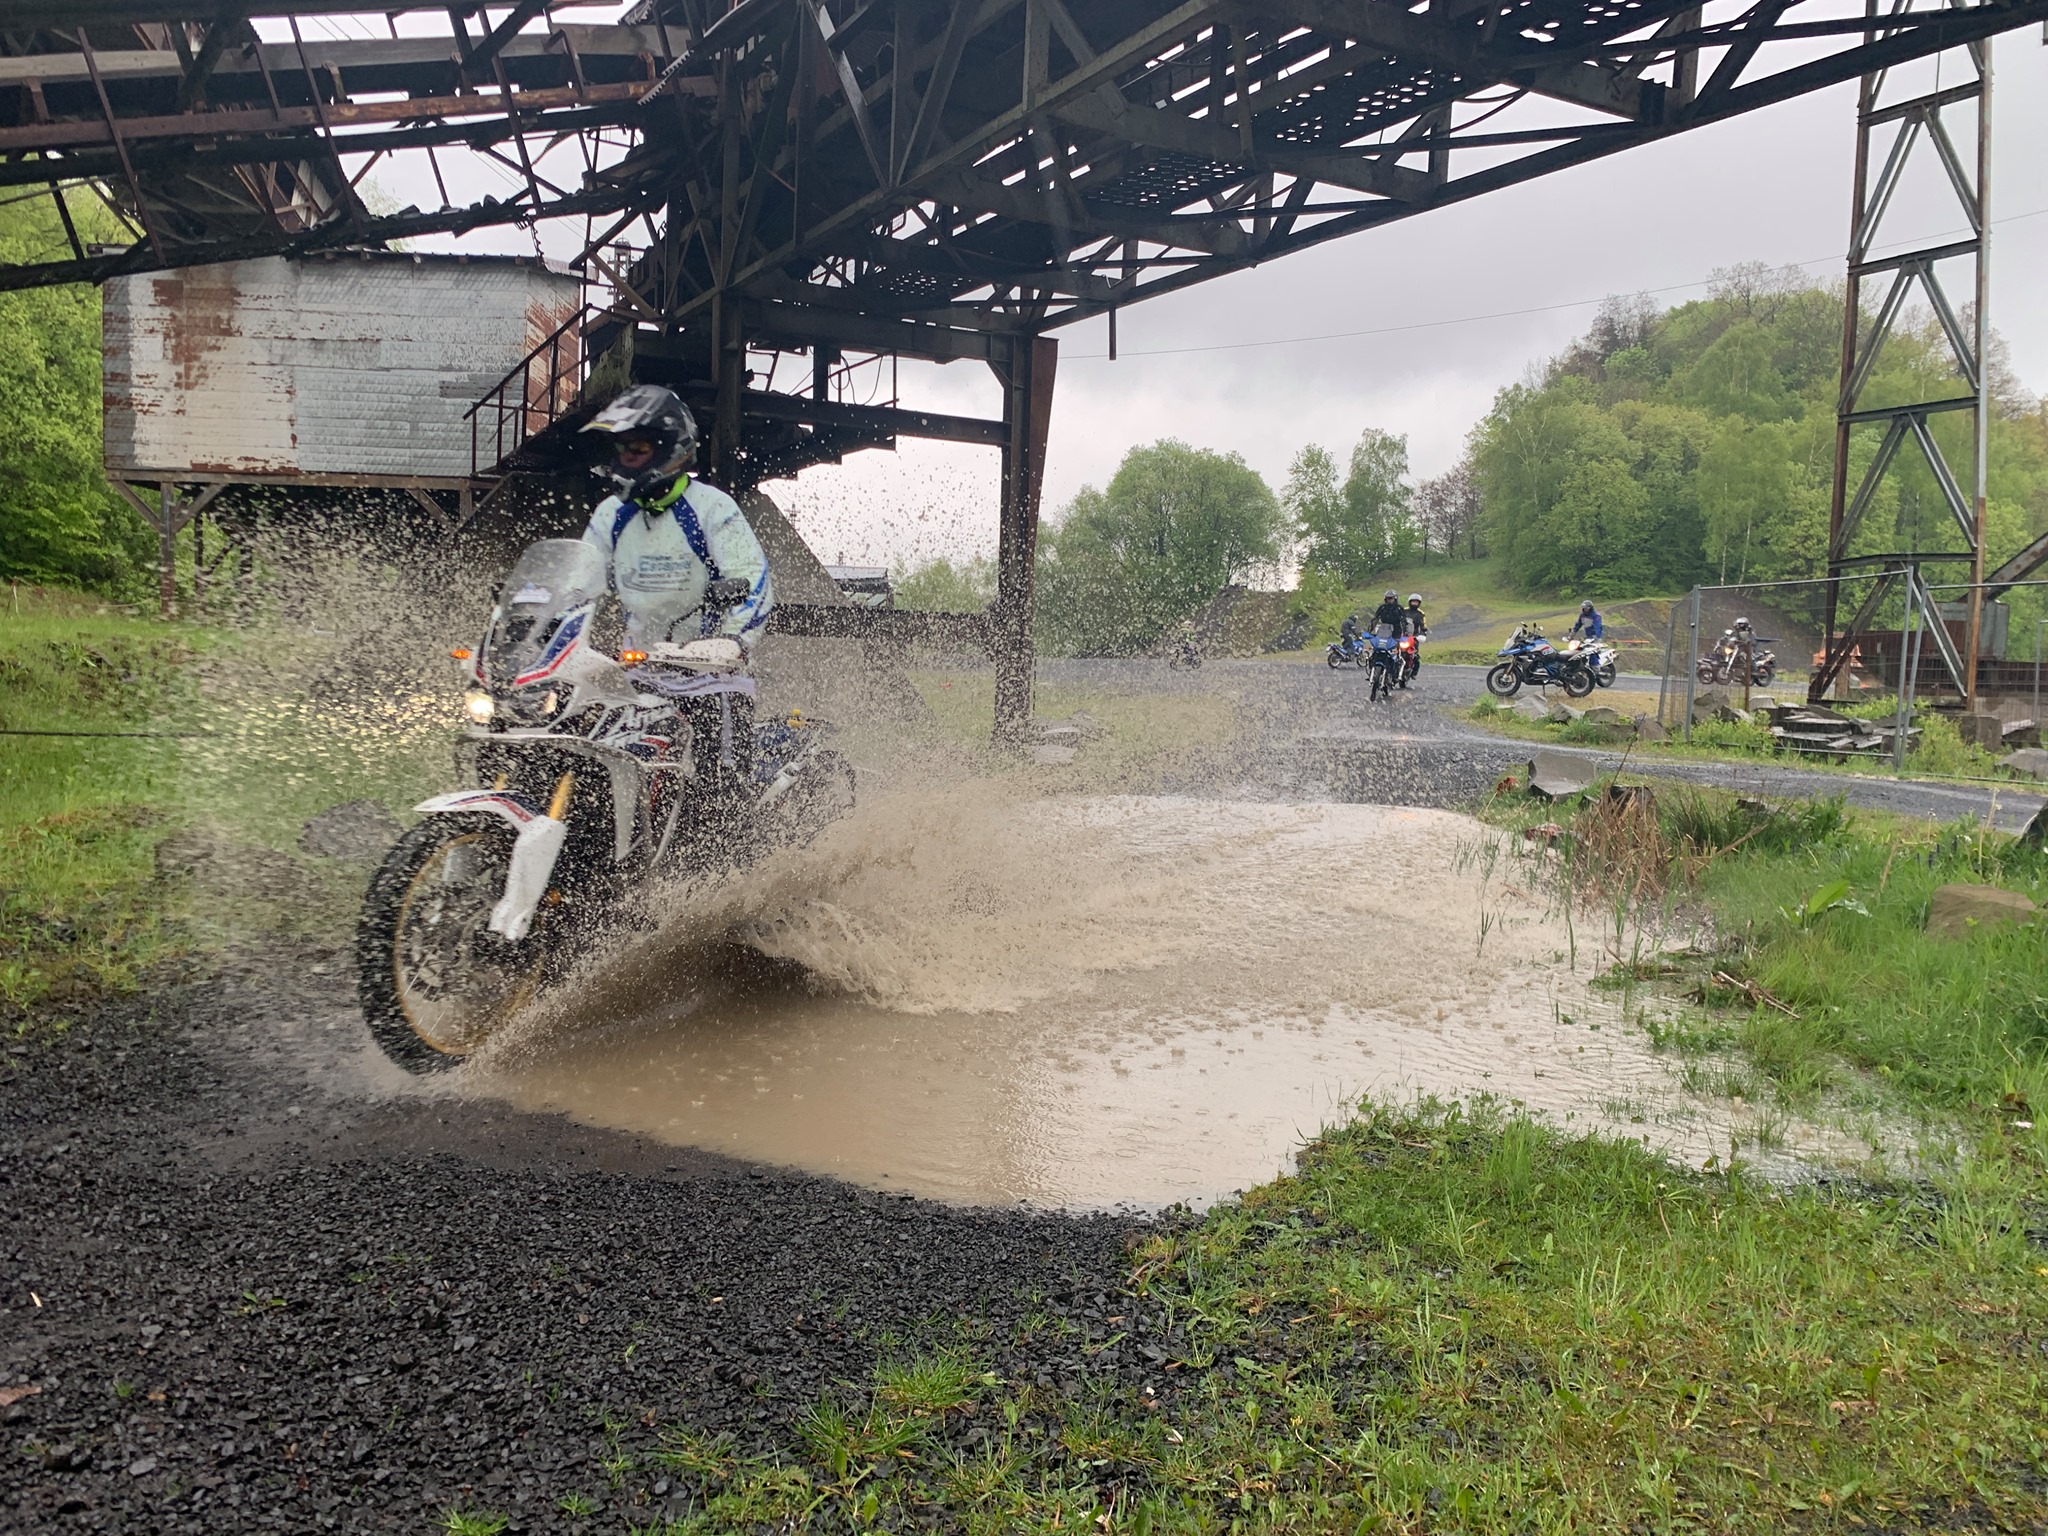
612;436;660;471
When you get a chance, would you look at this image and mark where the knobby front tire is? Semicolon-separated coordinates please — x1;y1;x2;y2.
357;813;540;1075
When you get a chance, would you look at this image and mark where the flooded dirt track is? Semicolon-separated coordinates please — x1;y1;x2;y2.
460;795;1863;1207
0;653;1979;1533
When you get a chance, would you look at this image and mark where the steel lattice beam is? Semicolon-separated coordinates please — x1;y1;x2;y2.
1812;13;1994;706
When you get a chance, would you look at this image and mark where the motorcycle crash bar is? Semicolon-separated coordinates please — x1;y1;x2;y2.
488;772;576;943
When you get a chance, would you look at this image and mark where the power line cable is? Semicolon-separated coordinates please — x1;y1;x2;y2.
1068;205;2048;361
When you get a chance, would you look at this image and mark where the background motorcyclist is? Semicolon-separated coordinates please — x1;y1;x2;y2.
1339;611;1363;651
579;384;773;823
579;385;774;652
1370;589;1405;637
1566;599;1603;643
1400;593;1428;683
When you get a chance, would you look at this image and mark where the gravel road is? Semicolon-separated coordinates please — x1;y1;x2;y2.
1;972;1159;1533
1041;656;2046;832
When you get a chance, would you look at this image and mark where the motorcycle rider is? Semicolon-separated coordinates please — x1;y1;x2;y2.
1566;599;1603;643
1718;616;1759;677
1370;588;1406;638
579;385;774;650
1338;611;1363;654
1400;592;1428;684
579;384;773;824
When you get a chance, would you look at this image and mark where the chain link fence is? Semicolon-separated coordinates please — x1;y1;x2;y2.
1646;574;2048;770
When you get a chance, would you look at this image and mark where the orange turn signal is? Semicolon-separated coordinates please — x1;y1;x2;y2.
449;647;473;660
619;649;648;665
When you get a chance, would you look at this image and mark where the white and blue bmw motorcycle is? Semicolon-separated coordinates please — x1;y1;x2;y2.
356;539;853;1073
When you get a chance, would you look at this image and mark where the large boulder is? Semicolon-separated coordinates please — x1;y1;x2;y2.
1999;747;2048;780
1526;748;1597;801
1634;715;1669;742
1956;712;2005;750
298;799;402;861
1511;696;1554;723
1926;883;2037;939
1579;706;1629;728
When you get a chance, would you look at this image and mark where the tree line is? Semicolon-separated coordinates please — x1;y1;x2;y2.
0;198;156;597
1469;263;2048;613
894;263;2048;654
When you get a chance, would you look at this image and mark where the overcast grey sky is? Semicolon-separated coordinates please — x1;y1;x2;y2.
355;13;2048;571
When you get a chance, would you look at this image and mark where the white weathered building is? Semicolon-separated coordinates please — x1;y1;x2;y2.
102;249;583;610
104;249;580;486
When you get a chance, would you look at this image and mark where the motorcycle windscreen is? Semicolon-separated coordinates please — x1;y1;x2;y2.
484;540;609;689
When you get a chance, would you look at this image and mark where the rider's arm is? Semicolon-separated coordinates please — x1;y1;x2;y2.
582;494;627;557
688;484;776;644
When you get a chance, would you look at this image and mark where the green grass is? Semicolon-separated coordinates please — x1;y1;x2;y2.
0;608;212;1021
1;592;459;1025
616;1103;2046;1532
1464;695;2028;787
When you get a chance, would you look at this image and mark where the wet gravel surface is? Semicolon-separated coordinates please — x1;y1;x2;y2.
1043;656;2047;829
0;978;1161;1533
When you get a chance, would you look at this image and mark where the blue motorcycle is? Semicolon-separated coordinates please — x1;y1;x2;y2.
1325;632;1370;669
1486;624;1595;699
1366;633;1404;702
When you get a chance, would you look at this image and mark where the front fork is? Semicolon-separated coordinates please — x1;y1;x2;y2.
487;772;576;943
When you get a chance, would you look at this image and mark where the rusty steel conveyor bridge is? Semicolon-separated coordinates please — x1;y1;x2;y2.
5;0;2045;732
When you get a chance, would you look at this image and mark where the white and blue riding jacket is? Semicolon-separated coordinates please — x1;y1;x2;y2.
581;476;774;649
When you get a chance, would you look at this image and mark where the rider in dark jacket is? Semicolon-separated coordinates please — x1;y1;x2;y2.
1370;590;1406;636
1338;612;1363;653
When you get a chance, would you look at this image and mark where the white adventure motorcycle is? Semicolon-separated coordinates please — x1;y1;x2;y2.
357;539;854;1073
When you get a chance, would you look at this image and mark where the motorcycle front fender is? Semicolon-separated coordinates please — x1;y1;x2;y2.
488;814;568;943
414;787;545;830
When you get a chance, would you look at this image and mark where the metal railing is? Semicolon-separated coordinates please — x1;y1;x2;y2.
466;303;590;477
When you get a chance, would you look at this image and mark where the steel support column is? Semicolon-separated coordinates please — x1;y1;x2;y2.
991;335;1058;745
110;479;224;617
1813;18;1992;704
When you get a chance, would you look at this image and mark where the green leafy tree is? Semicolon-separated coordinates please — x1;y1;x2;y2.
1280;444;1340;566
1299;428;1415;582
893;555;994;611
0;198;151;594
1675;319;1796;422
1035;440;1283;655
1465;275;2048;601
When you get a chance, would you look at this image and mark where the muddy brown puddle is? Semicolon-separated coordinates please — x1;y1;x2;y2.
463;797;1874;1207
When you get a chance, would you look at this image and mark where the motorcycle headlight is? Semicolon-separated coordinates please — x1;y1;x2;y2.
463;690;496;725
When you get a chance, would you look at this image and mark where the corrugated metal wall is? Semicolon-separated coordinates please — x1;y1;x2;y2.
103;254;582;480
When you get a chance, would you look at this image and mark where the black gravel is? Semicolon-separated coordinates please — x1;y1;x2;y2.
0;982;1154;1533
